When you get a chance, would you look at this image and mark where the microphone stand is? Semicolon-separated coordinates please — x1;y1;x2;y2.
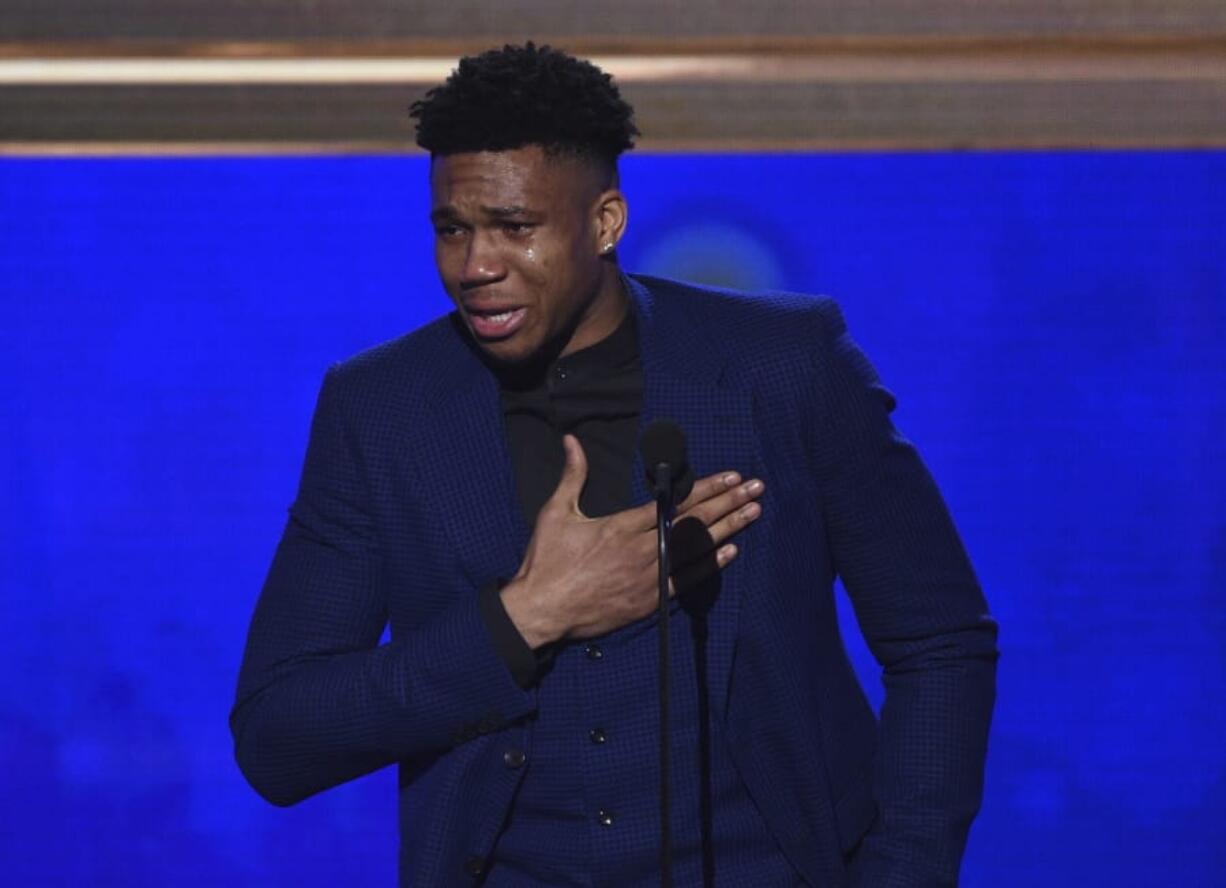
653;462;674;888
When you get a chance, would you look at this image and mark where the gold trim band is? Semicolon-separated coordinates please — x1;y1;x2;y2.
3;51;1225;85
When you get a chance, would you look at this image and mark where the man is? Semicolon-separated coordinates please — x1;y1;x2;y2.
230;42;997;887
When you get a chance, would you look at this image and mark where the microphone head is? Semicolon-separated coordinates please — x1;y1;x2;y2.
639;420;694;503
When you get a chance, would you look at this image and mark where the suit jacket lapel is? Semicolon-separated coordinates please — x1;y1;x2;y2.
414;326;532;590
627;275;759;719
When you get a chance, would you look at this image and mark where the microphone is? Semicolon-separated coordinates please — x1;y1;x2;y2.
640;420;694;505
638;420;691;888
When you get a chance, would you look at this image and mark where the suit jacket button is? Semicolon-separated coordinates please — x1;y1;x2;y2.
503;748;526;769
584;643;603;660
464;856;485;877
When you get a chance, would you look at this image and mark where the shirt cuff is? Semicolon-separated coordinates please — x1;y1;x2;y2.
478;581;546;689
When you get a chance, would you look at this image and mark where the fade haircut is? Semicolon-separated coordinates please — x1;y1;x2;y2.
410;42;639;180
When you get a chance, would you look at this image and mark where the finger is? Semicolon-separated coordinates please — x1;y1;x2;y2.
679;478;765;529
696;499;761;550
553;434;589;513
676;471;742;514
621;470;745;533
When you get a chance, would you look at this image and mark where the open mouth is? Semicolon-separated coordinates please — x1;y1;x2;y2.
466;306;528;340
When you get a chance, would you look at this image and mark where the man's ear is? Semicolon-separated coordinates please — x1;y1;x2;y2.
594;189;628;255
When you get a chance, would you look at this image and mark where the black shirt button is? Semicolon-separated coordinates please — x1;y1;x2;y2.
584;643;603;660
589;727;607;745
464;856;485;877
503;748;526;769
555;364;568;380
597;809;615;827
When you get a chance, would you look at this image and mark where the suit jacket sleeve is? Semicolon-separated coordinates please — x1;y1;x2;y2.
229;365;537;807
807;301;998;887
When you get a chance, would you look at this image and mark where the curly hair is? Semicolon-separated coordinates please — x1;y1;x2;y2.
410;42;639;173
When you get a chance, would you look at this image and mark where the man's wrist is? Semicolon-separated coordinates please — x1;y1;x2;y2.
499;577;561;650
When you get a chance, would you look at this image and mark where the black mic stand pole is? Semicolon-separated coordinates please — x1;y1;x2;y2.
653;462;674;888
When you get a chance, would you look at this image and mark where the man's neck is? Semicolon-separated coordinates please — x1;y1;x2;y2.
559;269;628;358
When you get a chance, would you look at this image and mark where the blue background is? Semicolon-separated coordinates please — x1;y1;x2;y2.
2;153;1223;885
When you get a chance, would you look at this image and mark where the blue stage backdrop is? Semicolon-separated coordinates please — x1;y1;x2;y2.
1;152;1223;886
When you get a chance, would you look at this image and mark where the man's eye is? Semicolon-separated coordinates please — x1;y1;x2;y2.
435;225;465;239
502;222;534;235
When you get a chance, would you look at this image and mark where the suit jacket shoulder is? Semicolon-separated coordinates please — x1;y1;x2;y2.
628;272;850;377
329;312;463;392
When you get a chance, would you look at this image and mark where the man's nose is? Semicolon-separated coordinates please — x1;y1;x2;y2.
460;231;506;286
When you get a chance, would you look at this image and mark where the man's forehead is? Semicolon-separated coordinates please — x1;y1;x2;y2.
430;147;593;205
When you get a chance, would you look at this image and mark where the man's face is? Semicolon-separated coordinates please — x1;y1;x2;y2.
430;145;623;365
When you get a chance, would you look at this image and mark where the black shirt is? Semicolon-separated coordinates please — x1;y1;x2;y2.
476;306;643;688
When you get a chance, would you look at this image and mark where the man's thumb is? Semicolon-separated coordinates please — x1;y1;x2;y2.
555;434;588;508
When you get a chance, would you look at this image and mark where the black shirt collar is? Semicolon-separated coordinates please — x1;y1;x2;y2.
554;305;638;378
497;306;641;428
494;304;639;393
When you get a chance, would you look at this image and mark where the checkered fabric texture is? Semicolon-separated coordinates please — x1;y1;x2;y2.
230;274;998;887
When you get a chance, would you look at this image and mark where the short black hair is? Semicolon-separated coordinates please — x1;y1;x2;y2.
410;42;639;174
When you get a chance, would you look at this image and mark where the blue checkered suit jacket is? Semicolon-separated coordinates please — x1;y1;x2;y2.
231;273;997;887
